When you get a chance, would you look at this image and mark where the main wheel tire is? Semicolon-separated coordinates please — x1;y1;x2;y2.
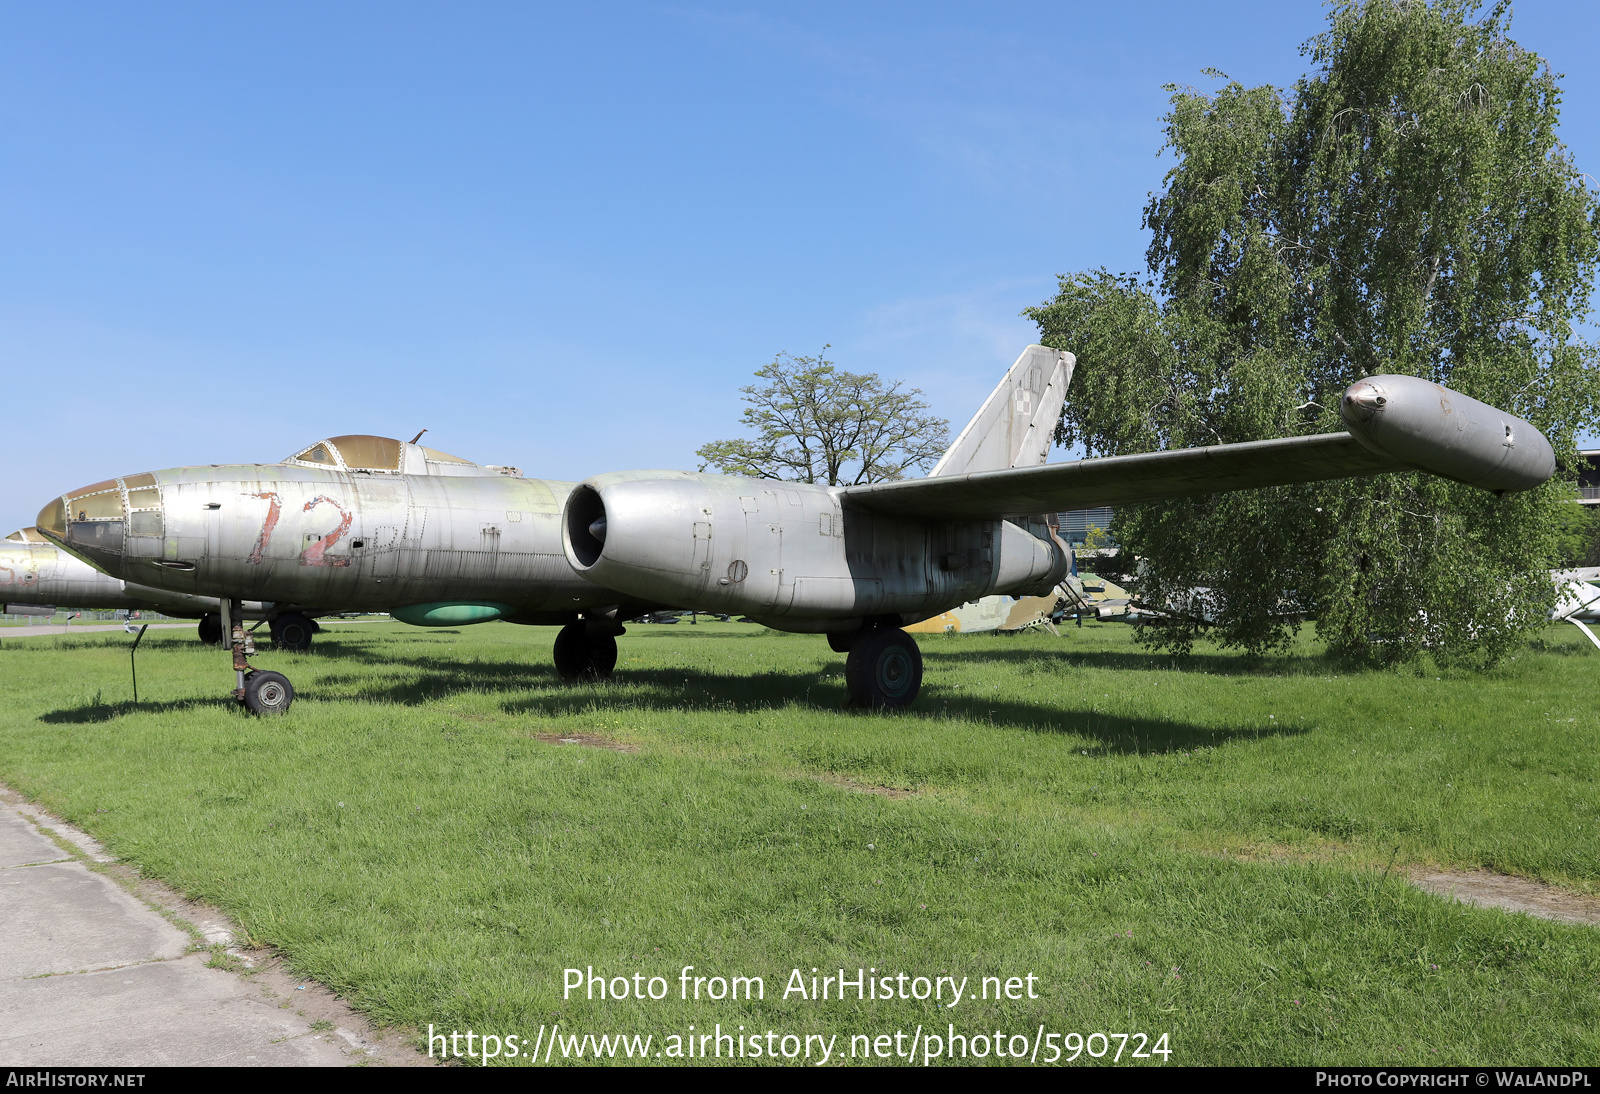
197;614;223;646
826;631;857;654
586;632;618;676
844;627;922;710
270;613;315;652
241;670;294;715
553;623;618;681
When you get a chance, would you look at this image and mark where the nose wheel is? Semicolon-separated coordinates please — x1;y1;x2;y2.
241;670;294;714
844;626;922;710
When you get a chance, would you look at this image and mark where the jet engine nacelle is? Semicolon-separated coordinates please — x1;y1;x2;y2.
1340;375;1556;493
562;471;1069;632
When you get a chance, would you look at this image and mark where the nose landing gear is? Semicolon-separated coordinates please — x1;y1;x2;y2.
222;601;294;715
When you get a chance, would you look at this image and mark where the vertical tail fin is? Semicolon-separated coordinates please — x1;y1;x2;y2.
930;345;1074;477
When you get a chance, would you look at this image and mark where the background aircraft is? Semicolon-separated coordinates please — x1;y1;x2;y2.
902;564;1145;636
0;527;324;649
3;527;236;642
38;352;1555;713
1554;567;1600;650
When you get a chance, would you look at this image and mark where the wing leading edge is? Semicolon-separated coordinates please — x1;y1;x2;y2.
843;432;1403;520
841;374;1556;522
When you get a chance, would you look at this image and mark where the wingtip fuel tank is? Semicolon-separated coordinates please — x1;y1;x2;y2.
1340;375;1556;494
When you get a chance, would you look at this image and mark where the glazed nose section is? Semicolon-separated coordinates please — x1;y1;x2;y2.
40;477;125;558
37;472;163;570
35;496;67;543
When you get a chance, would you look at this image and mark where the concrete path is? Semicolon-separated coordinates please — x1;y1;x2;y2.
0;794;427;1066
0;623;194;639
0;619;389;639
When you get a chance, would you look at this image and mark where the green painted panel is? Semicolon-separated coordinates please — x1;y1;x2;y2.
392;601;512;627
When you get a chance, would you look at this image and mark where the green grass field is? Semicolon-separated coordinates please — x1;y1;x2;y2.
1;620;1596;1066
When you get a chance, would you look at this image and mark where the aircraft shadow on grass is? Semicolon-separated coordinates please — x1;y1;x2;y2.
303;646;1307;755
40;698;217;724
310;627;1351;680
34;632;1311;751
919;642;1346;677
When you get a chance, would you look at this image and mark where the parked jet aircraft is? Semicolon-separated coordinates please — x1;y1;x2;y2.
1554;567;1600;650
37;350;1555;713
904;588;1067;636
0;527;324;649
902;564;1141;636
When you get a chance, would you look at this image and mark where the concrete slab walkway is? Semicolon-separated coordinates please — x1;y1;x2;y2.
0;794;427;1066
0;623;193;639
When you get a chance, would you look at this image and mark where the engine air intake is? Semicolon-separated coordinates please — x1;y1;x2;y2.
566;485;607;569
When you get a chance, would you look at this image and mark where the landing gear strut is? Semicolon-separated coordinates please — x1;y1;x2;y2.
553;616;622;681
222;600;294;715
844;626;922;710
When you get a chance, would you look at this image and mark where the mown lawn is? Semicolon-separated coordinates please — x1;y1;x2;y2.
1;620;1595;1066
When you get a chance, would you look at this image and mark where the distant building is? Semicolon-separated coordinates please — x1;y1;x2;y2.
1056;507;1116;547
1578;450;1599;506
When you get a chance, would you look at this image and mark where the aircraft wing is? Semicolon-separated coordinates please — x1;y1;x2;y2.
841;375;1556;521
842;432;1403;520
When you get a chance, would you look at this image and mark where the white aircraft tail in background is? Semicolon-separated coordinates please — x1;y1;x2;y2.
910;345;1075;637
931;345;1074;477
1553;567;1600;651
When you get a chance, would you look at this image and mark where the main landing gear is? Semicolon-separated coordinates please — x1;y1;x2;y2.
835;625;923;710
197;613;223;646
219;601;294;715
269;613;318;652
202;611;318;651
553;616;622;681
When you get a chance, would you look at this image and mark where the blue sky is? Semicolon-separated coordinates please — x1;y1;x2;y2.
4;1;1596;531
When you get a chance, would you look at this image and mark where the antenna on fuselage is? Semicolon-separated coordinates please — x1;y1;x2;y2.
409;429;428;444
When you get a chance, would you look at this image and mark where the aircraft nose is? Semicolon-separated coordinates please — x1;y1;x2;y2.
35;496;67;542
38;472;163;566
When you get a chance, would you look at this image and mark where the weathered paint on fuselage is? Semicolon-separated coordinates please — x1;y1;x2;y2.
57;463;606;616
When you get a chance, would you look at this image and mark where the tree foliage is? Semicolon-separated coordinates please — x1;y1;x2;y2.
1551;489;1600;568
1026;0;1600;665
696;348;950;486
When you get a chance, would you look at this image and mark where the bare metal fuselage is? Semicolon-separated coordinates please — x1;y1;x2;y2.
54;463;607;620
562;471;1067;632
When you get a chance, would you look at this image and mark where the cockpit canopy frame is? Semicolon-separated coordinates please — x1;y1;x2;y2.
281;435;521;478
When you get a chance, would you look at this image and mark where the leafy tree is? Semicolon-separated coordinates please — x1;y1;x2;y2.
1551;490;1600;568
1026;0;1600;665
697;348;950;485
